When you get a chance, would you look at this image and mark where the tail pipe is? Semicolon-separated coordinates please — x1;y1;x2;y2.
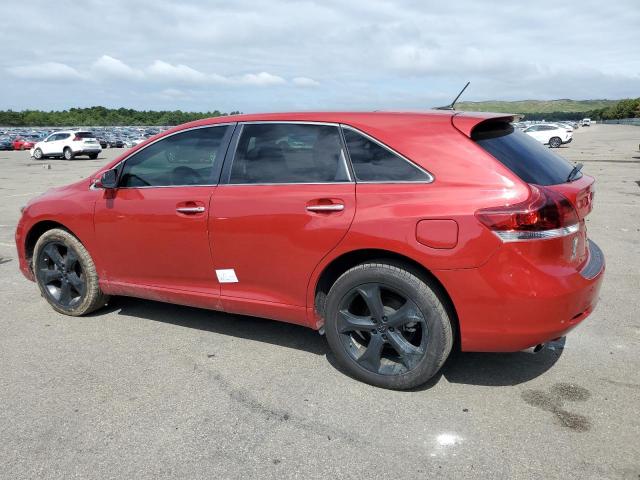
521;343;546;354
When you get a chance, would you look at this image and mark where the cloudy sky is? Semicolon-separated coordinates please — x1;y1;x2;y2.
3;0;639;112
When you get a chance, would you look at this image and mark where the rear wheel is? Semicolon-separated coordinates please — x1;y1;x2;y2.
33;148;43;160
33;228;109;316
63;147;74;160
324;262;453;390
549;136;562;148
88;153;98;159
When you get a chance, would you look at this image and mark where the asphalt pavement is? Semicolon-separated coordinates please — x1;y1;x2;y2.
1;124;639;479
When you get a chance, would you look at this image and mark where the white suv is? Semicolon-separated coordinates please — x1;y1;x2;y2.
523;124;572;148
30;131;102;160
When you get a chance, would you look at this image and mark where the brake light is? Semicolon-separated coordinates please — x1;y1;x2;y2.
73;135;82;141
475;185;579;241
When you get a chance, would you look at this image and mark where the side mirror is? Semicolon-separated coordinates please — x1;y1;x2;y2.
95;169;118;189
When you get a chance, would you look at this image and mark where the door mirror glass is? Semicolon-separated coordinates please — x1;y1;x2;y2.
99;169;118;189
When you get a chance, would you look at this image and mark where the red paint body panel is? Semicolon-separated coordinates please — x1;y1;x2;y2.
211;184;355;324
93;187;218;294
436;240;604;351
15;110;605;353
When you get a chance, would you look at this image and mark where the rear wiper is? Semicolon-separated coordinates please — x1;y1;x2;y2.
567;162;583;182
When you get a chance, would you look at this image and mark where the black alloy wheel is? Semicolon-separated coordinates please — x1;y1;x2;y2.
336;283;428;375
36;241;86;308
324;262;453;389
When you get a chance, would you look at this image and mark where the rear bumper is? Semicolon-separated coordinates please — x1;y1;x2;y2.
436;238;605;352
563;137;573;144
71;145;101;153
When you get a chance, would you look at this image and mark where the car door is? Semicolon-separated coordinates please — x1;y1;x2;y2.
41;133;59;155
50;133;69;155
210;122;356;322
524;125;543;143
94;124;234;298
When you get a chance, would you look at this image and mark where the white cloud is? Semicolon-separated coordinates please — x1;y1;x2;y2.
7;62;84;81
147;60;208;84
92;55;144;80
237;72;286;86
157;88;191;100
292;77;320;87
2;0;638;111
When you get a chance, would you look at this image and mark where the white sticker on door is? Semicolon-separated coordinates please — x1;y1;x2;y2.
216;269;239;283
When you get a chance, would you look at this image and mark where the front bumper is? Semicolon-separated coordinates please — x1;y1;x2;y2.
436;239;605;352
15;218;34;281
563;137;573;144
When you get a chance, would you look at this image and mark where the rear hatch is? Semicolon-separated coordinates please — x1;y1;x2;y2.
456;115;594;270
73;131;100;147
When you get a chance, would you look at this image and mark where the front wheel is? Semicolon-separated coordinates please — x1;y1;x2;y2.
549;136;562;148
324;262;453;390
33;148;43;160
33;228;109;316
63;147;74;160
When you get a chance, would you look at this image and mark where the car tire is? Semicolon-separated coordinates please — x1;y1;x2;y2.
33;148;43;160
63;147;74;160
324;262;453;390
33;228;109;316
88;153;98;159
549;137;562;148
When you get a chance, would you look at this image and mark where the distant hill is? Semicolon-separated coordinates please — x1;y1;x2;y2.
455;99;619;114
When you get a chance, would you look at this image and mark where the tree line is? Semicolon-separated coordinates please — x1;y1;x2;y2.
0;106;241;127
522;97;640;121
1;98;638;126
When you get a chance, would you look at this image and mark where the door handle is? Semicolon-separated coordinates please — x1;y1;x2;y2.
306;204;344;212
176;206;206;214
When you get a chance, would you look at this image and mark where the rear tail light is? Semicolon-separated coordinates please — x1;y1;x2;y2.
475;184;579;241
73;135;81;141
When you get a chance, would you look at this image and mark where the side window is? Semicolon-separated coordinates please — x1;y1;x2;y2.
342;127;430;182
228;123;350;184
119;126;230;187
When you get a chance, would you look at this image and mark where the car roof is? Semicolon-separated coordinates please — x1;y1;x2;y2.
162;110;514;138
169;110;510;128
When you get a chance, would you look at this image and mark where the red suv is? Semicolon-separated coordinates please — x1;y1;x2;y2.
15;111;604;389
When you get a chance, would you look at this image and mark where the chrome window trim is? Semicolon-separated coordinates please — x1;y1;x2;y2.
340;124;435;184
92;123;235;190
219;182;351;187
224;121;354;185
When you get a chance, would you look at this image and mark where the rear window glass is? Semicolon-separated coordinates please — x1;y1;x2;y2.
472;121;576;186
342;128;430;182
75;132;95;138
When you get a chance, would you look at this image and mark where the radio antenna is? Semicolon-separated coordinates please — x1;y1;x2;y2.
434;81;470;110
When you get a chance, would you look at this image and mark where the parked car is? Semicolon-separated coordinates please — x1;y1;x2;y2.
523;124;572;147
123;138;145;148
12;136;36;150
30;130;102;160
15;111;604;390
97;137;109;149
554;122;574;133
107;138;124;148
582;118;591;127
0;136;13;150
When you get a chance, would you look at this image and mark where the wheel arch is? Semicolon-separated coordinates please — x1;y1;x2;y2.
312;248;460;348
24;220;80;266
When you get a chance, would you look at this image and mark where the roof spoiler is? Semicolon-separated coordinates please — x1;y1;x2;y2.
451;112;516;137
